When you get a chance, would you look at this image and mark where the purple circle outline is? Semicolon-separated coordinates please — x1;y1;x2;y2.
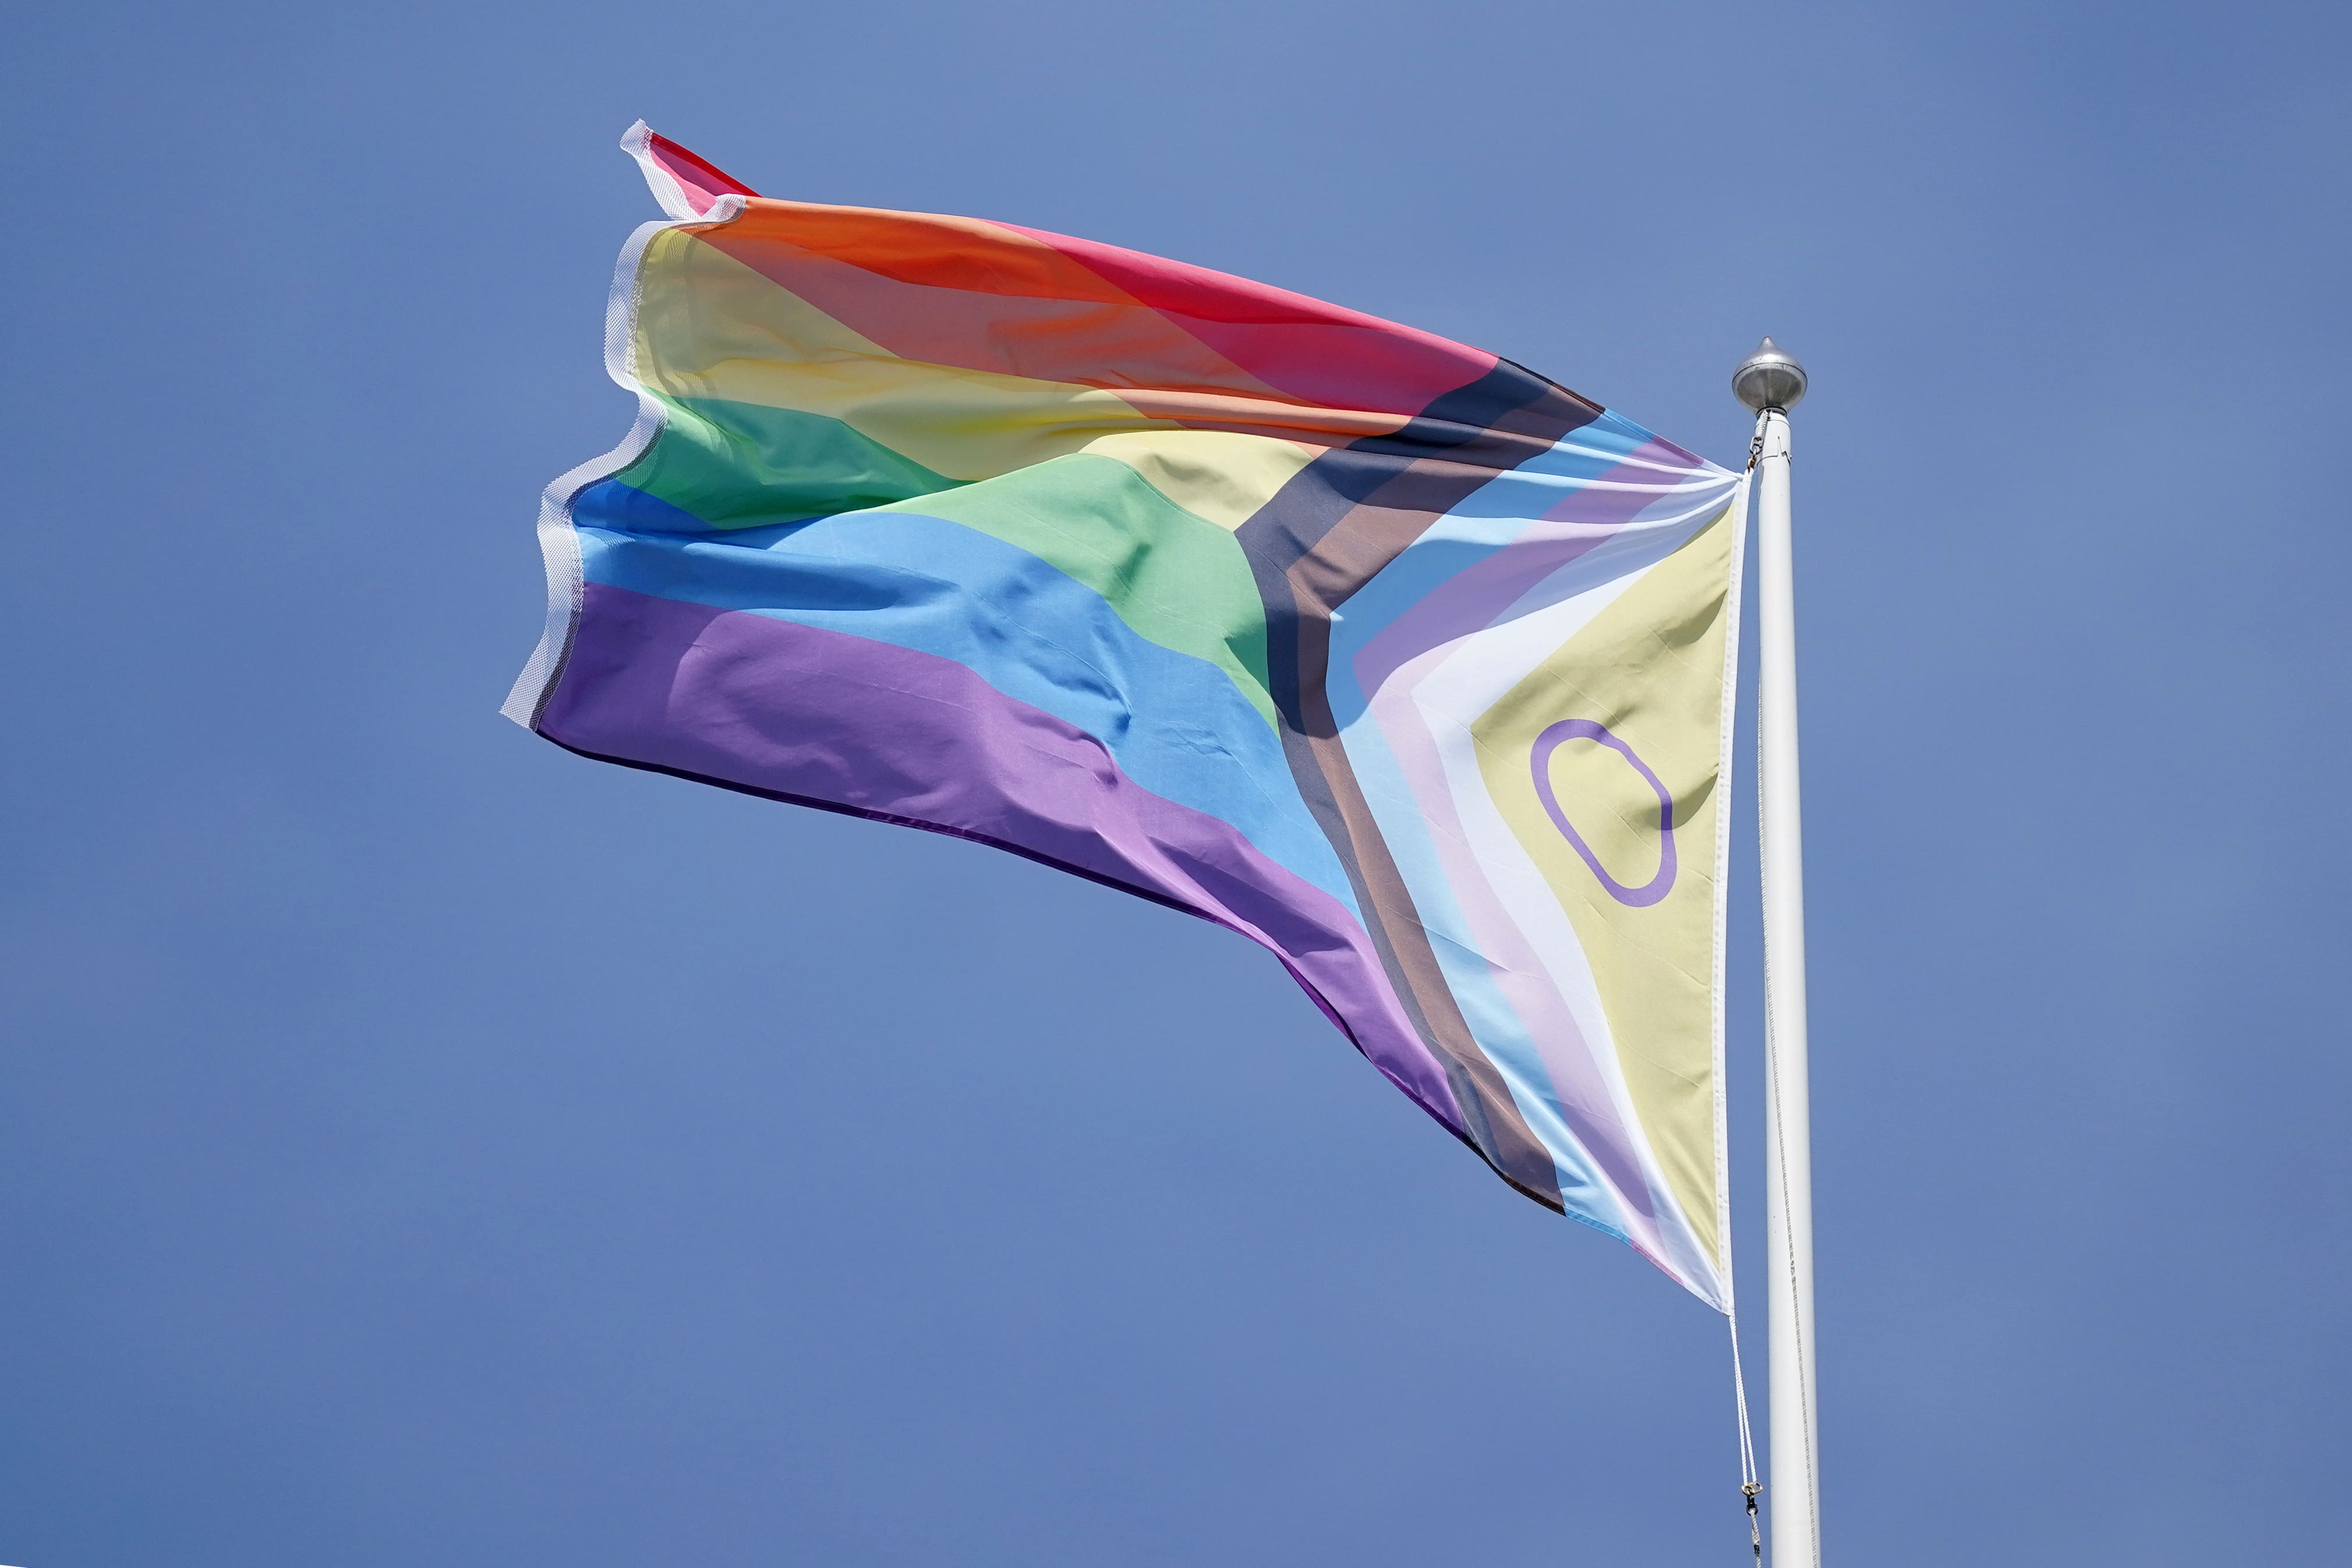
1529;719;1677;908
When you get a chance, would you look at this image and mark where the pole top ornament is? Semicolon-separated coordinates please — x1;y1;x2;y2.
1733;337;1808;413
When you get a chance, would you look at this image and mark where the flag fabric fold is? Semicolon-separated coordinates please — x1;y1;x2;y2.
510;125;1749;1308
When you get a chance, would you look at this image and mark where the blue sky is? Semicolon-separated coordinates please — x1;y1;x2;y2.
3;1;2346;1563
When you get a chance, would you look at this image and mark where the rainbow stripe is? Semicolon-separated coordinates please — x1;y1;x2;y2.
510;125;1750;1307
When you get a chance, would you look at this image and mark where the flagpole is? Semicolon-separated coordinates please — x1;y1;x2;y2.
1735;338;1819;1568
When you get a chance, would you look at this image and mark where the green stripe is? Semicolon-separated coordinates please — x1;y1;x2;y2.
620;398;1276;732
865;454;1276;733
619;394;959;528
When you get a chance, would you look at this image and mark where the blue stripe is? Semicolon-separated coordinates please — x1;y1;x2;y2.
1440;409;1661;520
1322;612;1621;1224
574;477;709;535
574;512;1356;915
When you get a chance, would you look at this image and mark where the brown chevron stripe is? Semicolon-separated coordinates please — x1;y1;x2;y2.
1236;362;1603;1206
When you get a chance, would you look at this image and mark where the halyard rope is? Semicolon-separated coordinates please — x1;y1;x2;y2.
1731;1311;1763;1566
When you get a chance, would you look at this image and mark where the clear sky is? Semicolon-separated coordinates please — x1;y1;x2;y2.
4;1;2346;1563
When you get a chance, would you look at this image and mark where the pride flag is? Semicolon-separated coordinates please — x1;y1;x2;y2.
509;125;1749;1308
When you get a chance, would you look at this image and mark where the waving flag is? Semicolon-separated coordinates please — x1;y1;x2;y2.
509;125;1749;1307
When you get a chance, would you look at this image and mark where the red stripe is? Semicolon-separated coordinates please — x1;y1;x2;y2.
645;130;761;215
1003;222;1497;418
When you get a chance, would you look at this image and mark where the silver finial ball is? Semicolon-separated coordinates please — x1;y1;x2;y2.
1732;336;1808;413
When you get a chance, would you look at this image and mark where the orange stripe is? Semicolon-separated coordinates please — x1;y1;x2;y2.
1117;389;1412;443
697;221;1306;406
703;198;1137;303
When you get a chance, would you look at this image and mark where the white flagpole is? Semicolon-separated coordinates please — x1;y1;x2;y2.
1735;338;1819;1568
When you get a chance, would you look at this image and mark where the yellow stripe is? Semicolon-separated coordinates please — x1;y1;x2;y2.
1076;431;1315;532
632;229;1316;531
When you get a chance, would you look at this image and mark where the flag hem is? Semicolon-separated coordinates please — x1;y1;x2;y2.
1706;473;1755;1314
502;203;737;730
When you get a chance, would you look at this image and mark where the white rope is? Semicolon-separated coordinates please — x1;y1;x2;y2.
1730;417;1770;1568
1729;1311;1763;1565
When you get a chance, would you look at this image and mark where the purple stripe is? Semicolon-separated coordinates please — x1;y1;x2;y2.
540;582;1466;1133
